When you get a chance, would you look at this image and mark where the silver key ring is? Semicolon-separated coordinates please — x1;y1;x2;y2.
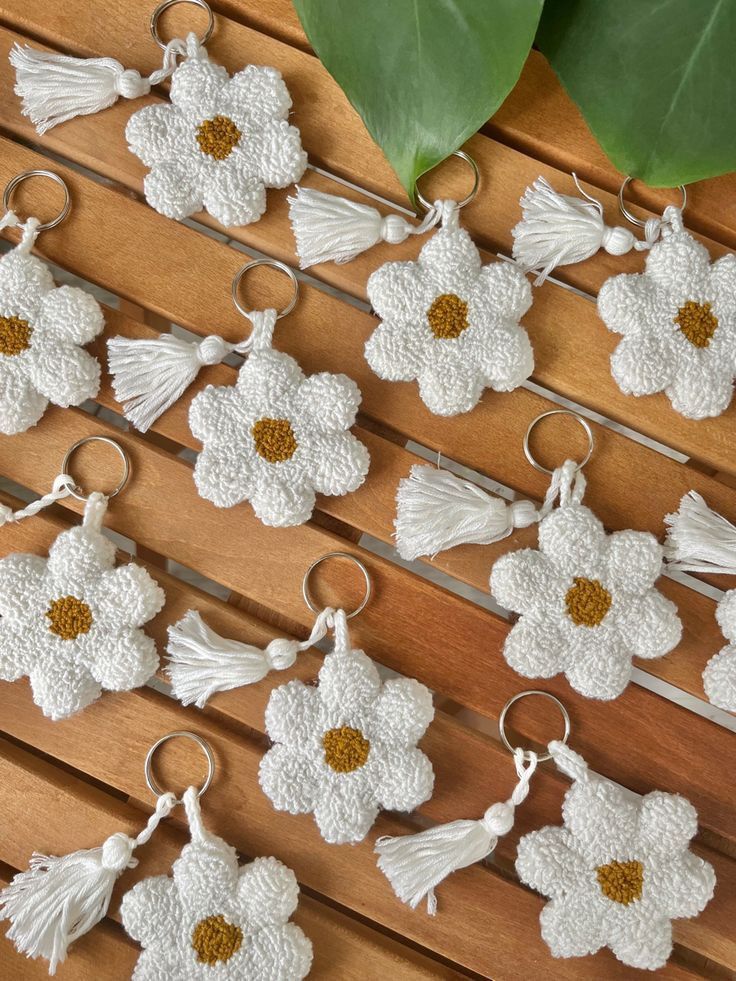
499;690;571;763
61;435;131;502
2;170;71;232
416;150;480;214
145;730;215;801
523;409;594;477
232;259;299;321
150;0;214;49
618;176;687;228
302;551;372;620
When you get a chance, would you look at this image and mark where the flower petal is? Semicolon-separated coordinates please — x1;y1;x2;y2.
539;890;607;959
236;349;303;412
367;262;432;323
645;229;711;295
666;357;735;419
709;253;736;333
189;384;250;446
365;677;433;746
26;341;100;407
131;946;189;981
716;588;736;642
418;225;481;295
416;358;484;416
606;530;663;595
610;332;674;395
473;321;533;392
201;166;266;227
0;553;46;618
193;444;257;508
470;261;532;323
173;832;239;914
313;778;378;844
614;590;681;660
646;851;715;920
538;504;607;579
606;908;672;971
564;630;633;700
47;525;115;588
597;272;662;337
562;774;639;864
318;648;381;718
0;251;53;316
236;856;299;930
490;548;565;616
502;615;568;680
294;372;361;433
371;745;433;811
37;285;104;346
515;826;587;899
301;432;369;496
239;922;312;981
170;51;229;115
259;744;322;814
143;160;203;221
236;119;306;187
638;791;698;855
264;680;321;746
364;318;426;382
250;473;315;527
0;619;33;681
88;563;165;630
0;364;48;434
120;874;183;949
703;644;736;711
125;103;185;168
223;65;293;124
87;626;159;690
29;654;101;720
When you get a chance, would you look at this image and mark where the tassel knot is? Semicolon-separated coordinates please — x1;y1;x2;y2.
113;68;151;100
100;833;135;873
601;224;637;256
481;801;515;837
380;212;414;246
264;637;300;672
196;334;237;365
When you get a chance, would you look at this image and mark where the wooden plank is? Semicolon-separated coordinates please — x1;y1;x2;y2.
1;19;735;478
0;741;461;980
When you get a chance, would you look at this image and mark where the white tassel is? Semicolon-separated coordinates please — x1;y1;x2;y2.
167;607;336;708
376;750;537;914
511;176;638;284
0;793;176;974
664;490;736;574
9;39;185;134
108;332;251;433
394;463;538;561
288;186;441;268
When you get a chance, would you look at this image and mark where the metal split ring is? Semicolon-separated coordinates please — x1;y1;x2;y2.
416;150;480;213
61;435;131;502
618;176;687;228
523;409;594;477
499;690;571;763
232;259;299;321
2;170;71;231
150;0;214;48
302;551;372;621
145;730;215;801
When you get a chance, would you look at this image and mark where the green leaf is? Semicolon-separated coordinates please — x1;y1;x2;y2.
537;0;736;187
293;0;543;202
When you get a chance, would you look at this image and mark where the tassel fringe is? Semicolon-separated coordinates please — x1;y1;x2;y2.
664;490;736;574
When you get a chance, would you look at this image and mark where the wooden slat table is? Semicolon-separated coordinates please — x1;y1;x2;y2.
0;2;733;978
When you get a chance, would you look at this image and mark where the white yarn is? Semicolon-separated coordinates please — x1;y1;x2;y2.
512;176;640;284
108;331;253;433
288;186;441;268
664;490;736;574
167;606;336;707
0;473;76;525
703;589;736;711
394;463;538;560
10;40;185;134
375;748;537;914
0;792;176;975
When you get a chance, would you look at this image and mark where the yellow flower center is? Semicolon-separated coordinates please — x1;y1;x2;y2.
596;859;644;905
323;726;370;773
0;315;32;356
191;915;243;965
674;300;718;348
252;417;298;463
196;115;242;160
426;293;469;339
46;596;93;640
565;577;612;627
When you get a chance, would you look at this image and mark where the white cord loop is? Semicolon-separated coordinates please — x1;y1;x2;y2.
0;473;77;526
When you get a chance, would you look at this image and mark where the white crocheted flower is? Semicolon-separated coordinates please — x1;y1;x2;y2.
365;205;533;416
190;311;369;527
259;632;434;844
0;233;103;434
0;494;164;719
598;208;736;419
516;743;715;971
490;498;681;700
703;588;736;711
121;818;312;979
126;34;306;227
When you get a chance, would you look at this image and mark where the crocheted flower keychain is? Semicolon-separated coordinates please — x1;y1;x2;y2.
489;410;681;700
0;170;104;434
0;731;313;978
377;689;716;972
0;435;165;719
166;551;435;844
289;151;534;416
108;258;370;527
513;175;736;420
664;490;736;711
10;0;306;228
